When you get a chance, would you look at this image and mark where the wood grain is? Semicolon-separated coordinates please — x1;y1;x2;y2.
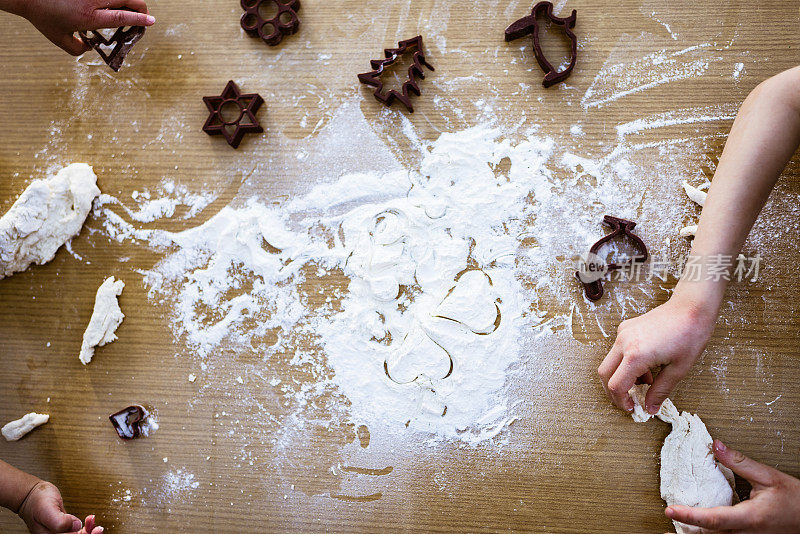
0;0;798;532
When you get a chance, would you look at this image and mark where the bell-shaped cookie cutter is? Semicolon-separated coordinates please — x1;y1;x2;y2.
577;215;649;301
505;1;578;88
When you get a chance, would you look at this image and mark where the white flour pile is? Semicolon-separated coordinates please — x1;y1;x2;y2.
99;125;557;444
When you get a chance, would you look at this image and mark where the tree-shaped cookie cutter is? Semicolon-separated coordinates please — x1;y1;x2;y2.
577;216;649;301
358;36;435;113
240;0;301;46
505;1;577;88
79;24;145;72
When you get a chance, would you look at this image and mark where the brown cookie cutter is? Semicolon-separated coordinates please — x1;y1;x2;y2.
79;22;145;72
240;0;301;46
109;405;147;439
358;36;434;113
202;80;264;149
576;215;649;301
505;1;577;88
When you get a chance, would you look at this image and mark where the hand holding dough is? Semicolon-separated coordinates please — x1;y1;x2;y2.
630;384;735;534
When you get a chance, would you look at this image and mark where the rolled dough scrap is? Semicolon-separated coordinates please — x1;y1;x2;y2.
682;181;707;208
0;163;99;279
679;225;698;238
79;276;125;364
2;412;49;441
630;384;735;534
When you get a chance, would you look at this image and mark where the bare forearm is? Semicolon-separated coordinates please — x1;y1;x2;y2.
0;459;41;513
0;0;28;18
674;67;800;313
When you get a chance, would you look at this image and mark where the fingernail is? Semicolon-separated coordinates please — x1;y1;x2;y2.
72;519;82;530
624;401;634;412
714;439;726;452
646;403;660;415
665;507;674;518
98;528;104;533
145;15;156;24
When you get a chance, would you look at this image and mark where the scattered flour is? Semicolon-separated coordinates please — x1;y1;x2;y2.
97;125;558;445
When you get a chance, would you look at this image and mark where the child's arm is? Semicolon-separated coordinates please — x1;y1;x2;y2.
0;0;154;55
599;66;800;414
0;459;102;533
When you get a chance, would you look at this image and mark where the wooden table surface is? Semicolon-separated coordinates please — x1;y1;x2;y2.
1;0;799;532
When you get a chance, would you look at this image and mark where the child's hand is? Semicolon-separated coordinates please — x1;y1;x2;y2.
15;0;155;55
598;294;716;414
17;481;103;534
665;440;800;533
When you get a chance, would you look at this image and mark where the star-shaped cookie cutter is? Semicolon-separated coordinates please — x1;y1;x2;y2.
576;215;649;301
505;1;578;88
79;24;146;72
358;36;434;113
202;80;264;149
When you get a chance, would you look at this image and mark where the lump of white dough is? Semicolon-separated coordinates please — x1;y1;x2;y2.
79;276;125;364
682;181;707;208
630;384;735;534
0;163;99;279
2;413;49;441
680;225;698;238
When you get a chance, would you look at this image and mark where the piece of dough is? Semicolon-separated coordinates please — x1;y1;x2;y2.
79;276;125;364
630;384;734;534
2;412;49;441
0;163;99;279
682;181;707;208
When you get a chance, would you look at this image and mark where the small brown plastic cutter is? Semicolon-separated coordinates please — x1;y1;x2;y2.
202;80;264;149
576;215;649;301
79;24;145;72
109;405;147;439
240;0;301;46
505;1;577;88
358;36;434;113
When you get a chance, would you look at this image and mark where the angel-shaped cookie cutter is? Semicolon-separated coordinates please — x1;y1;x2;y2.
576;216;649;301
505;1;577;88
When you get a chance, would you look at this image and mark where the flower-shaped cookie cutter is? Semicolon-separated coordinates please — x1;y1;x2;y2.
505;1;578;88
240;0;301;46
576;215;649;301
